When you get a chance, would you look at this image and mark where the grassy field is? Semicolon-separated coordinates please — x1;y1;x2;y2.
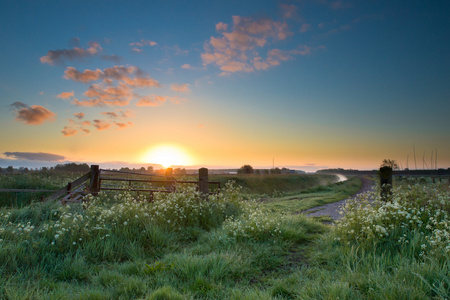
0;174;448;299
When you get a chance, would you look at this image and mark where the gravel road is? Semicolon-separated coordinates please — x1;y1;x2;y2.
302;176;374;221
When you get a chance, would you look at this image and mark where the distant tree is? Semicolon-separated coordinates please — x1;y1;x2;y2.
380;159;399;170
23;167;29;173
7;166;14;173
263;169;269;174
147;166;154;174
254;169;260;175
238;165;254;174
139;167;146;173
270;167;281;174
120;167;131;172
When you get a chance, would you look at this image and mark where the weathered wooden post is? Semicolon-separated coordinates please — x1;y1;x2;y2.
379;166;392;201
90;165;100;196
165;168;174;191
198;168;209;198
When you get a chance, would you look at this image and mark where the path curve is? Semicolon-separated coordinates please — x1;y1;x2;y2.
302;176;374;221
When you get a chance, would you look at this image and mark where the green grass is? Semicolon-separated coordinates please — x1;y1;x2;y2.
0;175;448;299
261;176;362;213
209;174;340;197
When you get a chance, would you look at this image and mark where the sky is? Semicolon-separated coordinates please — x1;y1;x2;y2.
1;0;449;172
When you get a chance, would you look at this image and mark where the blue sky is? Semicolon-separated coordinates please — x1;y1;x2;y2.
0;0;449;171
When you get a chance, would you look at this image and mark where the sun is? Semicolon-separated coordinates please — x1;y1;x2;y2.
143;145;191;168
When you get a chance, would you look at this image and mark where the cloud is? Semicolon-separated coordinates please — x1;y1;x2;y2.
202;14;293;75
40;41;102;65
164;44;188;56
101;54;123;63
57;91;74;99
300;23;311;33
280;4;298;19
181;64;193;69
64;66;161;107
136;95;167;107
93;119;111;130
101;109;134;119
64;67;103;83
73;112;85;119
170;83;190;93
216;22;228;31
130;39;158;52
114;121;133;128
73;83;133;107
11;102;56;125
3;152;65;161
69;37;81;47
61;126;78;136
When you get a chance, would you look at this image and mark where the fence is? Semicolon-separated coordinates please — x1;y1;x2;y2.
1;165;219;205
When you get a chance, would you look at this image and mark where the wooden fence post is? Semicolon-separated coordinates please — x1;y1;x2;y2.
165;168;173;191
380;166;392;201
199;168;209;198
90;165;100;196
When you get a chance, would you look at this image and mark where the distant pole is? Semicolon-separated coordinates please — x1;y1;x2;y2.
414;146;417;170
90;165;100;196
198;168;209;198
380;166;392;201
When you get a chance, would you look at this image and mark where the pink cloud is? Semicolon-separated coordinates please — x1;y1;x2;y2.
11;102;56;125
114;121;133;128
73;83;132;107
170;83;190;93
93;119;111;130
56;91;74;99
73;112;85;119
64;66;161;107
40;42;102;65
64;67;103;83
202;14;292;75
216;22;228;31
181;64;193;69
61;126;78;136
136;95;167;107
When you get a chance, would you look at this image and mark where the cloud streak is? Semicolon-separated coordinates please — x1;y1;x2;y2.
3;152;65;161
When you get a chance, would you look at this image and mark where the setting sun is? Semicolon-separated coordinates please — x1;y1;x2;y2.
143;145;192;168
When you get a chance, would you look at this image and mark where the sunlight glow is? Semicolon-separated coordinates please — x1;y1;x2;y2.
143;145;191;168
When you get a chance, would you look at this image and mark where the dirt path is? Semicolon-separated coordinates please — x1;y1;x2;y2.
302;176;374;221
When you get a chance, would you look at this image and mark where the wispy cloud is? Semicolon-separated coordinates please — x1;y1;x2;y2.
171;83;190;93
136;95;167;107
10;102;56;125
129;39;158;53
3;152;65;161
56;91;74;99
181;64;193;69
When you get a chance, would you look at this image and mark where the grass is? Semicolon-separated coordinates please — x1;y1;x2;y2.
261;176;362;213
0;174;448;299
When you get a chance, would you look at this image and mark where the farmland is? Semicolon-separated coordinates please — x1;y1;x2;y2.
0;172;449;299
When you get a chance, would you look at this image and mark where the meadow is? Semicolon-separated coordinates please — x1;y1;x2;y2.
0;172;448;299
